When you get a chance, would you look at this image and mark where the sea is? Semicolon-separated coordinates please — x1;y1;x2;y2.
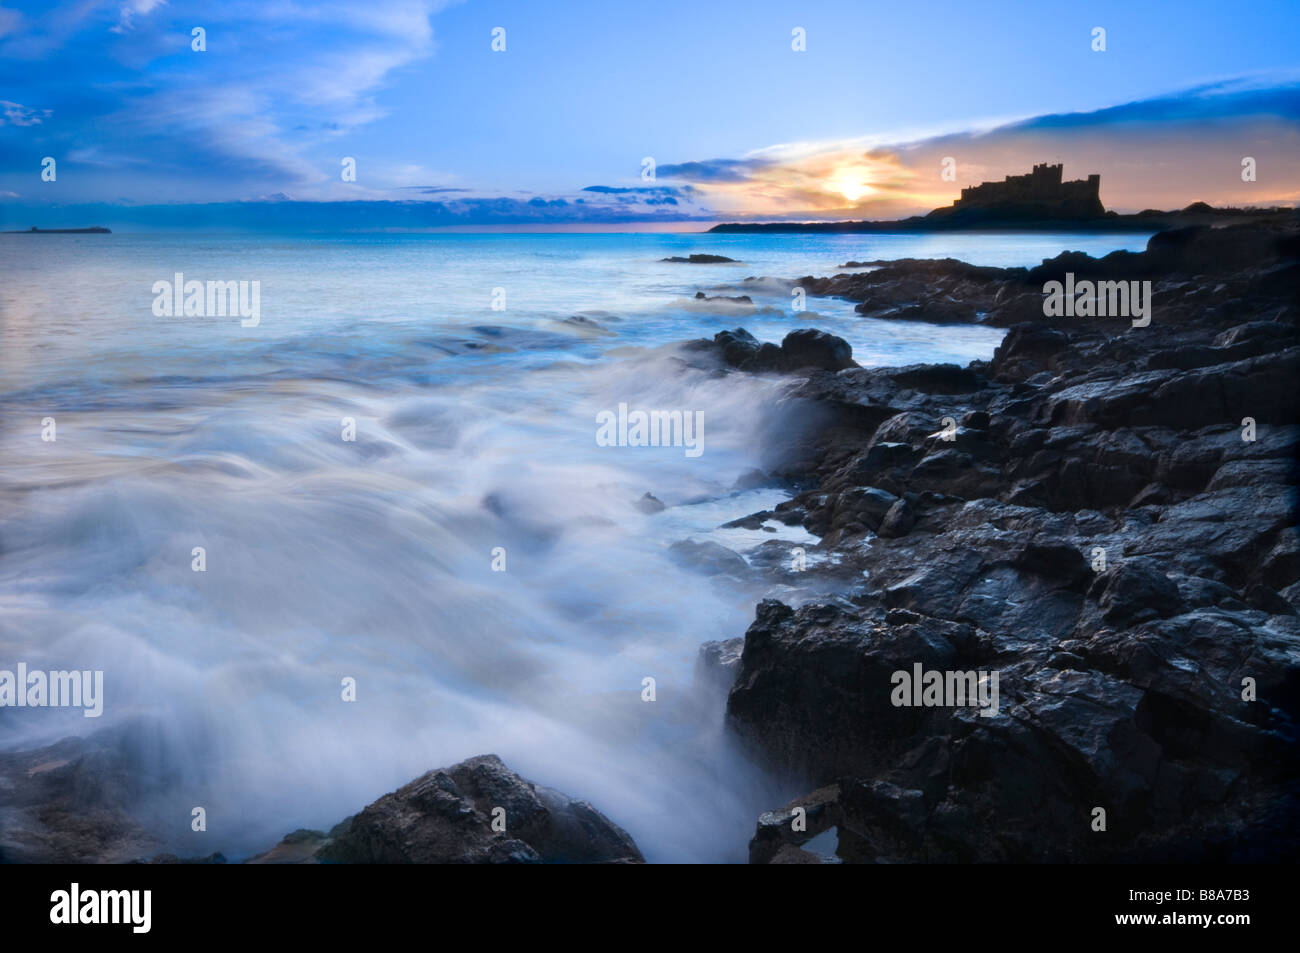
0;230;1151;862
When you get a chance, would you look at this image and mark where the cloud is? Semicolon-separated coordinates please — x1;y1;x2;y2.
1002;75;1300;133
109;0;165;35
653;159;769;183
0;191;714;230
0;100;51;126
3;17;1296;228
581;185;696;197
653;75;1300;219
0;0;457;200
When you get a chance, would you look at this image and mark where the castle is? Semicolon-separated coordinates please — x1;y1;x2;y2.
941;163;1105;220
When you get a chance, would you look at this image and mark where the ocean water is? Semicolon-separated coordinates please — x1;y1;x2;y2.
0;230;1151;862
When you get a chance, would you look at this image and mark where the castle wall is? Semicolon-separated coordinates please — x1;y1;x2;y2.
952;164;1104;218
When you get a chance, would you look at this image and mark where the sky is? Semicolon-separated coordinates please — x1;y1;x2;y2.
1;0;1298;229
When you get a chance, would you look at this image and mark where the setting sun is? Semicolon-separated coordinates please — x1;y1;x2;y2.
826;170;875;202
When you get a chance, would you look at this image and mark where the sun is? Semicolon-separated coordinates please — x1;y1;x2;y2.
825;169;875;203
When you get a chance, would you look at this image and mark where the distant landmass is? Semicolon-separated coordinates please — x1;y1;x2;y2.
709;164;1294;232
3;225;112;234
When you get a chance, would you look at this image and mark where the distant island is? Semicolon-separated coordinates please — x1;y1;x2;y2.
3;225;112;234
709;164;1294;232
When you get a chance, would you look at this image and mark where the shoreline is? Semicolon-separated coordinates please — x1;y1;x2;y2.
693;217;1300;862
3;220;1297;863
708;206;1296;235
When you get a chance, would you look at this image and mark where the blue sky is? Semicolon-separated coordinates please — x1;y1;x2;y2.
1;0;1298;227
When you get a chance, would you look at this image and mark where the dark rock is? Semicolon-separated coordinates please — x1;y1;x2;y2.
888;363;980;393
0;724;169;863
705;327;857;375
298;755;643;864
713;327;760;367
877;498;916;538
779;329;858;371
694;291;754;305
721;510;770;530
832;486;898;534
725;219;1300;863
1094;558;1185;625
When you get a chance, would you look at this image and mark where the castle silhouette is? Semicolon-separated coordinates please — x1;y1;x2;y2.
936;163;1105;220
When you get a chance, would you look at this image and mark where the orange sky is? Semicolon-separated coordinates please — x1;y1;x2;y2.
673;106;1300;221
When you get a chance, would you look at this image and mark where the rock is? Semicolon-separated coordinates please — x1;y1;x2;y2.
635;492;666;514
712;327;762;369
0;724;169;864
706;327;857;375
694;637;746;694
779;328;857;371
135;852;229;864
732;468;773;491
720;510;770;530
661;254;737;263
287;755;643;864
245;829;333;864
748;785;841;863
5;739;644;865
888;363;981;393
877;498;915;538
724;219;1300;863
558;314;615;336
832;486;898;534
667;539;750;577
1016;542;1091;591
693;291;754;306
1095;557;1186;625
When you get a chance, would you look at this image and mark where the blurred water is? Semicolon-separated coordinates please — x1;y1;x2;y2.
0;229;1150;861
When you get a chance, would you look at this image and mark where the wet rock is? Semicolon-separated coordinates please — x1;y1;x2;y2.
694;291;754;306
558;314;615;336
695;637;746;694
288;755;643;864
779;329;858;372
728;219;1300;862
703;327;857;374
877;498;916;538
635;492;666;514
1094;557;1186;625
0;725;169;864
831;486;898;534
668;539;750;576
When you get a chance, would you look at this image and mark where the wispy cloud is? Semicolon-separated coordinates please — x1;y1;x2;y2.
109;0;165;35
654;75;1300;219
0;99;51;126
0;0;457;200
2;2;1296;230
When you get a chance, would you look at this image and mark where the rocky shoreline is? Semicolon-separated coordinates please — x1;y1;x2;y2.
3;219;1296;864
691;217;1300;862
0;733;643;864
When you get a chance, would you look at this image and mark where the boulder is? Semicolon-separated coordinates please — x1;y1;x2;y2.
281;755;643;864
